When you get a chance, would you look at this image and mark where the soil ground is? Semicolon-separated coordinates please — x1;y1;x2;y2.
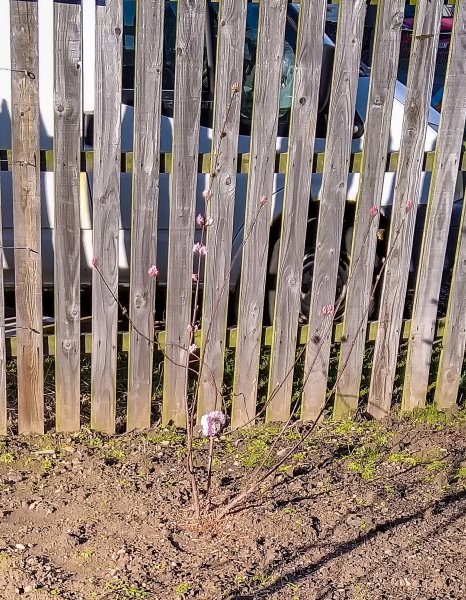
1;408;465;600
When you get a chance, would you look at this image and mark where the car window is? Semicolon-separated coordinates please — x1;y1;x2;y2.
122;0;207;110
209;3;295;133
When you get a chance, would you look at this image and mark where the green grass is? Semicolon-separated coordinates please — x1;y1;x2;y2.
387;452;423;467
240;438;272;469
0;452;14;464
104;581;149;599
408;405;466;428
347;444;382;481
174;582;192;597
144;429;184;445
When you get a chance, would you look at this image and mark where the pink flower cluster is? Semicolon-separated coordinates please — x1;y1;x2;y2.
200;410;226;437
193;243;208;256
196;214;213;228
147;265;159;278
321;304;334;316
369;205;378;219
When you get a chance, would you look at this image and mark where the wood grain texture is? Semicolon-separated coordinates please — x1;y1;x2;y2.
334;0;405;420
91;0;123;434
162;0;206;427
198;0;247;419
127;0;164;431
54;0;81;432
10;1;44;434
266;0;327;422
368;0;443;419
231;0;288;430
301;0;366;422
403;0;466;411
435;195;466;409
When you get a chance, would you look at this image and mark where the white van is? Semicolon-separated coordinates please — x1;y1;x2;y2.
0;1;463;322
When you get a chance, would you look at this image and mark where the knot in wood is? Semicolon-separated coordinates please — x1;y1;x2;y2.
392;11;404;29
134;295;144;309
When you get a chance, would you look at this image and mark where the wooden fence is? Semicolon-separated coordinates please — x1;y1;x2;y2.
0;0;465;436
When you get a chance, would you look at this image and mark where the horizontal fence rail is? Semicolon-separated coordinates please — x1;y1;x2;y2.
1;149;466;173
0;0;464;435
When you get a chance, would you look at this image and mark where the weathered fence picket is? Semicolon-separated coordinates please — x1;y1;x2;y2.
10;0;44;434
403;0;466;411
53;0;82;432
267;0;327;422
163;0;206;427
435;195;466;409
301;0;367;422
127;0;164;431
198;0;248;419
334;0;405;419
232;0;288;429
91;0;123;434
368;0;444;419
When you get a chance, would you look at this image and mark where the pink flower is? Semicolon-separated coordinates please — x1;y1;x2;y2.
193;243;207;256
260;195;268;206
147;265;159;278
202;189;213;201
189;343;197;354
231;82;240;94
369;205;378;219
321;304;334;316
405;199;414;211
91;256;98;268
200;410;226;437
192;273;198;282
196;214;205;228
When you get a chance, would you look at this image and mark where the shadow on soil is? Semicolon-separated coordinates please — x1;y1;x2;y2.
227;488;466;599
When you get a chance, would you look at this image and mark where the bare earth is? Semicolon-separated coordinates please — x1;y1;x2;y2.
1;411;465;599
